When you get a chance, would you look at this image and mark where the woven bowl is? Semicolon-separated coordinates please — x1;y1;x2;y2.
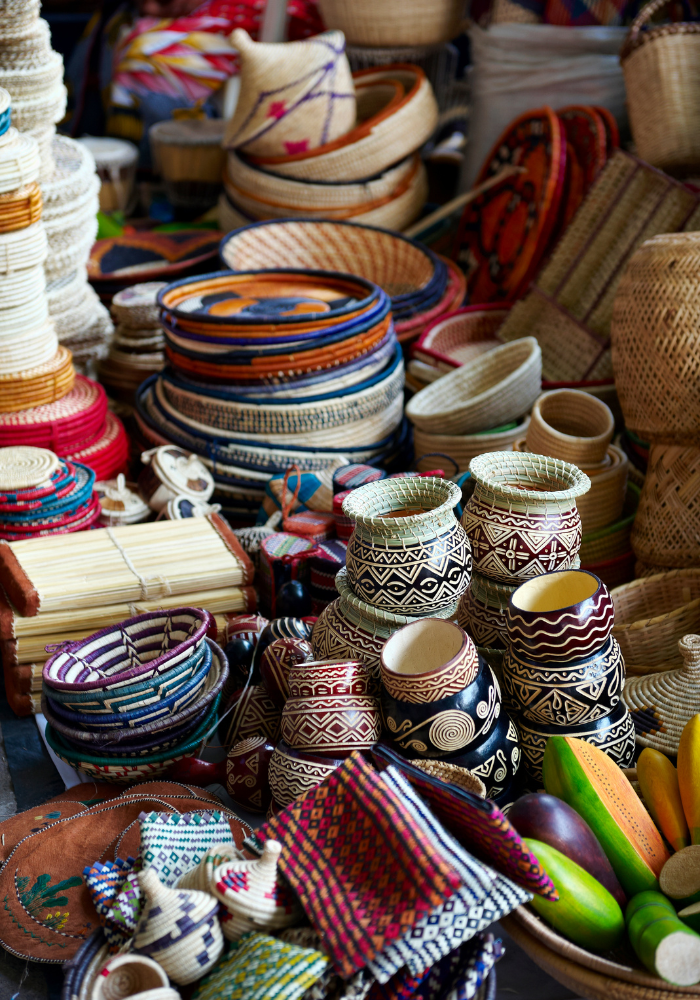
414;416;530;475
612;568;700;674
413;305;509;370
579;482;639;565
405;338;542;435
575;444;629;534
527;389;615;464
318;0;465;45
43;608;212;693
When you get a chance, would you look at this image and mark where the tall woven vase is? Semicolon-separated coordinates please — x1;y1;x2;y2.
630;443;700;569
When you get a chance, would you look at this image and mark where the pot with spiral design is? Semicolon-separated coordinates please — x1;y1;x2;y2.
343;477;472;615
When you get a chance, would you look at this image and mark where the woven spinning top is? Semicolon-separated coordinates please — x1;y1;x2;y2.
623;634;700;754
212;839;302;941
132;868;224;985
0;445;60;490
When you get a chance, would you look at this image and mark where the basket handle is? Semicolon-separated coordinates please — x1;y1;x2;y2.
627;0;673;46
281;464;302;521
414;452;460;478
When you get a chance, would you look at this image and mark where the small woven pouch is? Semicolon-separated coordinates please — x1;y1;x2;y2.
138;809;236;887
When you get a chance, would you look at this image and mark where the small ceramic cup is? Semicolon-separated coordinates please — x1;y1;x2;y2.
380;618;480;704
506;568;614;662
287;659;376;699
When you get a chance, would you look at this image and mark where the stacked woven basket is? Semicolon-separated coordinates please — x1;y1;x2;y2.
512;390;636;589
218;29;438;233
135;268;406;526
98;282;166;404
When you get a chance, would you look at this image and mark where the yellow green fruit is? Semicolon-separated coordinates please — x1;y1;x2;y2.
637;747;690;852
677;714;700;845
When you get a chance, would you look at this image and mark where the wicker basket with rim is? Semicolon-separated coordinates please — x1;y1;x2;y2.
318;0;465;46
631;442;700;568
621;0;700;177
414;417;530;475
612;568;700;673
527;389;614;465
412;305;509;371
405;337;541;435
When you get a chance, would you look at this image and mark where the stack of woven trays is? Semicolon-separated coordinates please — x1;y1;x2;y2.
0;513;255;715
511;389;636;589
42;135;112;370
0;445;99;541
0;375;129;481
405;337;542;474
98;282;166;404
41;608;229;783
0;1;65;181
219;220;465;348
135;268;406;527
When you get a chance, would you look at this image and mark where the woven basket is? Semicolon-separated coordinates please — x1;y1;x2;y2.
611;232;700;442
0;219;46;272
631;442;700;567
212;839;302;940
150;118;225;184
250;65;438;183
579;482;639;565
412;305;508;371
11;82;66;132
0;261;44;309
0;181;42;233
414;417;530;475
612;568;700;673
527;389;614;464
42;133;96;207
318;0;465;45
91;953;169;1000
621;0;700;176
0;50;63;96
0;345;74;412
575;444;629;534
624;633;700;752
0;321;57;375
412;757;486;797
405;337;542;435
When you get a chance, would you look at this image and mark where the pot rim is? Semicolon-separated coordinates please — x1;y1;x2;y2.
380;617;472;680
335;566;459;627
341;475;462;531
508;568;605;616
468;452;591;504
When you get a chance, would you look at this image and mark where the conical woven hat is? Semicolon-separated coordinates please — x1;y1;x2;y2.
224;29;355;157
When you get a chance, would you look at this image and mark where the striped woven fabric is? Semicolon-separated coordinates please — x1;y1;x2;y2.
333;464;386;494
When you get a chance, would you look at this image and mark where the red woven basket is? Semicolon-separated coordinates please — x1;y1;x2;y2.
0;375;108;452
65;411;130;481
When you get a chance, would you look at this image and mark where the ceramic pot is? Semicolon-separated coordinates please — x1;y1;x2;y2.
281;692;381;754
502;635;624;726
343;477;472;614
506;569;614;662
380;618;479;703
250;617;313;682
91;954;169;1000
457;571;517;651
223;636;255;694
287;659;376;698
516;701;635;782
132;869;223;985
462;453;590;585
224;612;269;648
212;839;302;941
380;655;501;758
268;739;345;806
259;636;314;708
225;734;274;813
221;683;281;747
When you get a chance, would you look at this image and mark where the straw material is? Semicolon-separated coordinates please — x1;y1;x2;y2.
91;954;169;1000
579;482;639;566
10;83;66;133
0;0;40;27
491;0;542;21
0;50;63;96
621;0;700;176
213;840;302;941
0;181;41;233
412;306;508;371
612;568;700;673
0;292;47;334
406;338;541;434
0;219;46;272
527;389;614;464
111;282;164;330
414;417;530;474
631;442;700;568
150;118;225;183
624;633;700;752
411;757;487;798
0;446;59;490
574;444;629;534
251;65;438;183
0;18;51;69
0;261;44;308
611;232;700;443
0;320;57;375
0;345;74;412
496;151;700;384
318;0;465;45
42;133;96;208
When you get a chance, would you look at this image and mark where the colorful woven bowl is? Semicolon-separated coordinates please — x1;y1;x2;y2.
0;345;75;412
65;410;129;482
0;374;105;449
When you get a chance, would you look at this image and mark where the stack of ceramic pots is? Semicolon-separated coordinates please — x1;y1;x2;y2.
312;477;472;674
503;568;635;782
380;617;521;803
457;452;591;661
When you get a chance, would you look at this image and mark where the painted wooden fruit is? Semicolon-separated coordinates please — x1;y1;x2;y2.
225;735;274;813
659;846;700;907
543;735;670;896
626;891;700;985
637;748;689;852
678;713;700;845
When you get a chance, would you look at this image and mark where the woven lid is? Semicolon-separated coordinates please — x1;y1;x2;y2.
78;136;138;169
0;445;60;489
165;495;221;520
0;88;8;116
42;133;96;201
150;118;225;147
95;474;150;525
0;129;40;192
112;282;166;329
146;446;215;501
624;634;700;754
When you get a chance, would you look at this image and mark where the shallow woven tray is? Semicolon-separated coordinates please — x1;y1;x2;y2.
414;416;530;474
612;568;700;672
412;305;509;370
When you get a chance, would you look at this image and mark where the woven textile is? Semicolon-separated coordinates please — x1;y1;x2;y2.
192;932;329;1000
371;744;556;900
367;769;527;982
258;751;462;978
139;810;235;887
333;464;386;494
442;934;503;1000
83;856;133;923
262;469;336;519
103;866;142;940
309;539;347;613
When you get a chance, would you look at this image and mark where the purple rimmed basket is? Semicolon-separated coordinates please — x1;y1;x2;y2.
43;608;212;692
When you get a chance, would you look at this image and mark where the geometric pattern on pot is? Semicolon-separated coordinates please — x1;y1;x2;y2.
380;618;479;704
457;579;511;651
280;694;382;753
343;477;471;614
506;569;614;662
515;700;635;783
437;712;521;803
502;635;624;727
310;597;387;675
381;660;501;757
287;660;376;699
268;740;346;807
463;453;590;585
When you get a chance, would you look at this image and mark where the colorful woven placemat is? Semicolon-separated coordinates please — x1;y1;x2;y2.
0;374;106;450
258;751;462;977
139;810;235;887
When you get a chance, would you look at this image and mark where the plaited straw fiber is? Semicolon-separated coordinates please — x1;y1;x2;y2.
412;306;509;371
579;482;640;566
411;759;486;798
0;0;40;27
0;322;58;375
631;443;700;568
0;50;63;96
0;19;51;69
621;0;700;176
318;0;465;45
0;128;40;194
570;445;628;534
0;263;44;309
0;182;42;233
611;233;700;443
0;514;253;617
491;0;542;22
502;906;700;999
527;390;614;464
413;417;530;475
0;221;47;272
496;151;700;384
612;569;700;673
42;135;96;209
405;338;541;435
624;634;700;753
0;346;74;412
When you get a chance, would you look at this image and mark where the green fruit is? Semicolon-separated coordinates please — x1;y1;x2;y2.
626;892;700;985
524;838;624;951
679;902;700;934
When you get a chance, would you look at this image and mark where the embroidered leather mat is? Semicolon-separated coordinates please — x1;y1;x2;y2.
558;106;607;227
454;107;565;304
0;781;250;963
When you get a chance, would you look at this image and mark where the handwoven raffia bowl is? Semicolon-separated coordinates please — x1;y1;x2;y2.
527;389;615;465
631;442;700;570
318;0;465;46
406;338;542;435
412;304;509;370
343;476;471;614
414;416;530;475
612;568;700;673
462;453;590;585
